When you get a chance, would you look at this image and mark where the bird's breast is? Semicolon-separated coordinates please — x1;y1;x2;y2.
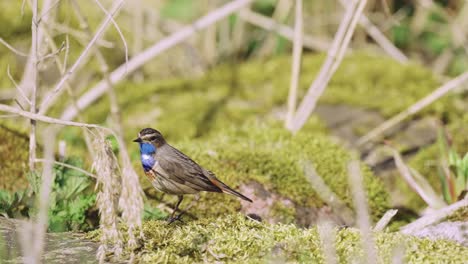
141;154;157;172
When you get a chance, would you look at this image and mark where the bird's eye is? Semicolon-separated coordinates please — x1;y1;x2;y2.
148;136;157;141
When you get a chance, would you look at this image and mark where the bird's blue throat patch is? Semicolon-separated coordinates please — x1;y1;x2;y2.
139;143;156;172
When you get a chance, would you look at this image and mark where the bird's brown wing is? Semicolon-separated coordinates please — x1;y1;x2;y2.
155;144;222;193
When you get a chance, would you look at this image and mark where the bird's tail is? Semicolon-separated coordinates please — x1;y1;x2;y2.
207;175;253;202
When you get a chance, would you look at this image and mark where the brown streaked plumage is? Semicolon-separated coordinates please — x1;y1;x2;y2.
134;128;252;223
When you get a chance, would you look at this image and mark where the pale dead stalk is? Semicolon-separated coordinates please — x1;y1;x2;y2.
0;103;113;132
239;9;329;51
29;0;39;171
31;128;57;262
7;65;31;106
317;220;338;264
0;37;29;57
17;0;53;106
34;158;97;178
302;162;355;226
357;71;468;146
347;160;377;263
391;148;446;209
60;0;254;121
337;0;408;63
400;198;468;234
285;0;303;128
255;0;292;57
288;0;368;133
373;209;398;231
39;0;125;114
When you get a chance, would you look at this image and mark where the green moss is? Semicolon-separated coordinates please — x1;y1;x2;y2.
90;214;468;263
446;206;468;222
153;122;388;223
0;124;30;191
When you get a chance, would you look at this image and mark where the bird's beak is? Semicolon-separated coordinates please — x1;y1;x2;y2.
133;137;142;143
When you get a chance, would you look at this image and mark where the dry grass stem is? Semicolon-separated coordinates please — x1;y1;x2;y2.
391;148;446;209
17;0;53;106
338;0;408;63
31;128;58;262
347;160;377;263
0;37;29;56
288;0;368;133
285;0;303;128
239;9;329;51
357;71;468;145
7;65;31;106
92;0;128;69
28;0;39;172
39;0;125;115
255;0;292;57
373;209;398;231
34;158;97;178
400;198;468;234
60;0;255;121
302;162;355;226
93;132;123;262
0;103;113;132
317;221;338;264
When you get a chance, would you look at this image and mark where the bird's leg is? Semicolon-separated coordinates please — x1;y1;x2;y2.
168;195;184;224
174;194;200;220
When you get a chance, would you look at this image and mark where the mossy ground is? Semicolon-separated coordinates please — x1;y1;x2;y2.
144;122;388;224
0;125;30;191
87;213;468;263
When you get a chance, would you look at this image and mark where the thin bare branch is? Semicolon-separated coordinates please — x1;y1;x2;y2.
29;0;39;171
0;103;113;132
358;71;468;145
31;128;57;261
285;0;303;127
7;65;31;106
46;22;115;48
391;148;446;209
401;198;468;234
347;160;377;263
239;9;329;51
34;158;97;178
39;0;125;114
302;161;355;226
60;0;255;121
92;0;128;72
0;37;29;57
373;209;398;231
338;0;408;63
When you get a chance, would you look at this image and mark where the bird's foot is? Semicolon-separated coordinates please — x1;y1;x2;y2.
167;214;184;224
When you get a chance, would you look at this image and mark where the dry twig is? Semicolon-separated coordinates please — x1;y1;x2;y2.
347;160;377;263
358;71;468;146
285;0;303;128
39;0;125;114
287;0;368;133
60;0;255;121
239;9;329;51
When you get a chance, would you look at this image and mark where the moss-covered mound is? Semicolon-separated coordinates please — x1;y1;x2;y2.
0;125;29;191
95;214;468;263
143;123;388;225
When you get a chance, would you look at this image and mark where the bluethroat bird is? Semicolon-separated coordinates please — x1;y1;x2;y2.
134;128;252;223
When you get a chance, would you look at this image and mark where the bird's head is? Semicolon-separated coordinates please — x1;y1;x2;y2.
133;128;166;148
